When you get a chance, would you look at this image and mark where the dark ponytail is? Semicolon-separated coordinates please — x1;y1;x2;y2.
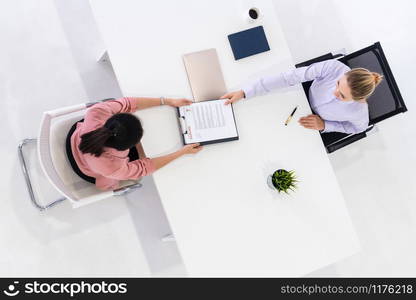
79;126;113;157
79;113;143;157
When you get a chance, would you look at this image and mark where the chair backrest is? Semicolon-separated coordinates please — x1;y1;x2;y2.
37;104;113;206
295;42;407;153
338;42;407;125
38;112;80;202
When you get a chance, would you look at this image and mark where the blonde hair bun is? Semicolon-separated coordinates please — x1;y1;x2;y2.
372;72;383;86
346;68;383;101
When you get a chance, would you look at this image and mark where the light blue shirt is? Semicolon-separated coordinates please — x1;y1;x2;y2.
243;59;369;134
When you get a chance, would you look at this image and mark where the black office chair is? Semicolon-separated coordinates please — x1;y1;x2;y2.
295;42;407;153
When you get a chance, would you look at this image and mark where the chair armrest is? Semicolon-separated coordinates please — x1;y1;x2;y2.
72;182;143;208
113;182;143;196
45;104;87;118
326;132;367;153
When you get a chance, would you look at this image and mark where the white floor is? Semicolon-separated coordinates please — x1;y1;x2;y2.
0;0;415;277
273;0;416;276
0;0;179;277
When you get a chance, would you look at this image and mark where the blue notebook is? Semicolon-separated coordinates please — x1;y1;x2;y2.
227;26;270;60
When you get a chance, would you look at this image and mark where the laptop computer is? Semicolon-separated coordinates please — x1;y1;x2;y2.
182;48;227;102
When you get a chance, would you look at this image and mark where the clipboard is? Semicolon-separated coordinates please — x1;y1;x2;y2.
177;99;239;146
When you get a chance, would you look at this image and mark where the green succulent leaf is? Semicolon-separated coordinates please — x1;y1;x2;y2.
271;169;298;194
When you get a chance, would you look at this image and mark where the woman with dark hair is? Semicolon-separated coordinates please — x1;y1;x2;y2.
67;97;202;190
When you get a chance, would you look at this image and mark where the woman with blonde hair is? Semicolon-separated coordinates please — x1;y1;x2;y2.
221;59;383;134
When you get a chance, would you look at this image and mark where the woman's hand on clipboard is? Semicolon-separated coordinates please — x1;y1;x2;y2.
181;143;203;155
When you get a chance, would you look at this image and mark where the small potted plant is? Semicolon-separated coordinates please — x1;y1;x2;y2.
267;169;298;194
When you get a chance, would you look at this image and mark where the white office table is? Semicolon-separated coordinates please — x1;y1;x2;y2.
89;0;359;276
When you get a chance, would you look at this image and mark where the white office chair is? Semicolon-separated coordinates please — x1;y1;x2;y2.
18;99;142;211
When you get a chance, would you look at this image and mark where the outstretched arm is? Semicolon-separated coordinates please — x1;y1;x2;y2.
222;59;340;105
150;144;202;171
99;144;203;181
132;97;193;110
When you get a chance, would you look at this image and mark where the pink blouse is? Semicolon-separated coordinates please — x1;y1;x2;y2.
70;97;155;190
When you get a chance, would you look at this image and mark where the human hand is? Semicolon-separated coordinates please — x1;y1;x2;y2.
298;114;325;130
135;143;147;158
180;143;203;155
220;90;245;105
166;98;193;107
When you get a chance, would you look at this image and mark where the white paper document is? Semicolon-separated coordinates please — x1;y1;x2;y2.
178;99;238;145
